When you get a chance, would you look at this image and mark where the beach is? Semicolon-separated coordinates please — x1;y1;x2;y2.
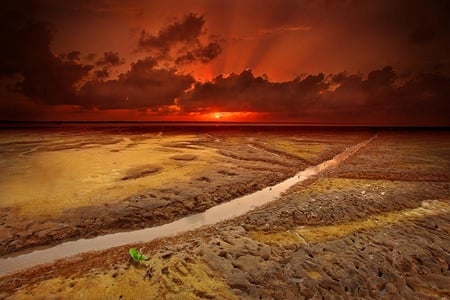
0;126;449;298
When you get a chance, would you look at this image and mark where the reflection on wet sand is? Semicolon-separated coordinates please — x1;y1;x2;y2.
0;135;375;276
1;126;371;256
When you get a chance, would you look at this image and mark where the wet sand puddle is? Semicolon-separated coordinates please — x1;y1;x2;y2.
0;135;376;277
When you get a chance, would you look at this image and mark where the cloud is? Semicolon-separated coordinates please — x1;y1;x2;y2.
0;77;47;121
175;42;222;65
137;13;222;65
179;66;450;125
0;3;195;113
16;57;92;105
95;51;124;66
0;1;93;105
1;2;448;124
64;51;81;62
139;13;205;51
94;67;110;79
92;52;125;80
78;57;194;109
179;69;327;113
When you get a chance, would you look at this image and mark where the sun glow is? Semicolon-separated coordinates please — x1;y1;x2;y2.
197;111;267;122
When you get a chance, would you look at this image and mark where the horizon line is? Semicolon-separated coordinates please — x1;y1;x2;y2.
0;120;449;128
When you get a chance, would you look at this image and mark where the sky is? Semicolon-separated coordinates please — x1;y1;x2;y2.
1;0;449;125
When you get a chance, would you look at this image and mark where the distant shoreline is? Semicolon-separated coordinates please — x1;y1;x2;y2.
0;120;449;129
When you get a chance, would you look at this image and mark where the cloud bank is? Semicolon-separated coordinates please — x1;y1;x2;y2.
0;1;449;125
179;67;450;124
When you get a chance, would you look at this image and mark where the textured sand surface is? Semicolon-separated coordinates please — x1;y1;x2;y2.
1;130;449;299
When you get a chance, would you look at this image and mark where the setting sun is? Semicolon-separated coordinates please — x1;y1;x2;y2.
196;111;267;122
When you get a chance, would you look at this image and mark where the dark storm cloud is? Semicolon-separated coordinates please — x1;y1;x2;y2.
16;57;92;106
138;13;222;64
0;99;45;121
94;67;110;79
0;0;37;77
95;51;124;66
79;57;194;109
0;0;93;105
139;13;205;51
66;50;81;62
91;51;124;80
0;77;47;121
175;42;222;65
180;69;327;113
180;66;450;124
0;2;197;114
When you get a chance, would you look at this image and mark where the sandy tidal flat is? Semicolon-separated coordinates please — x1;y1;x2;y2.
1;128;449;299
0;126;368;255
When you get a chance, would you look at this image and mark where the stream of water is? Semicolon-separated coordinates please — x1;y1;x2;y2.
0;135;376;277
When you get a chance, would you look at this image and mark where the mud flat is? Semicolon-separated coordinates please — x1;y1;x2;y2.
1;129;449;299
0;127;369;255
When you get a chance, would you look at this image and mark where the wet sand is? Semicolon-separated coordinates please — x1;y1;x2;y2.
0;129;449;299
0;126;368;255
0;135;375;276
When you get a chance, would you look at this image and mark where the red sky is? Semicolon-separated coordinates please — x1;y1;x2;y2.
1;0;449;125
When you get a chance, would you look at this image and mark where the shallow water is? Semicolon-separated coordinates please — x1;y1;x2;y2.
0;135;375;277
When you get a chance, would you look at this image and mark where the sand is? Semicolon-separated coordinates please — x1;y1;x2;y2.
0;129;449;299
0;128;368;255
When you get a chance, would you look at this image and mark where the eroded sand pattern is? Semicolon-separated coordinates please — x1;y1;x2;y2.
0;128;449;299
0;135;375;276
0;126;368;255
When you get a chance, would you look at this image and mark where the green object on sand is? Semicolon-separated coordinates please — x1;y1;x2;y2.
129;248;147;261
